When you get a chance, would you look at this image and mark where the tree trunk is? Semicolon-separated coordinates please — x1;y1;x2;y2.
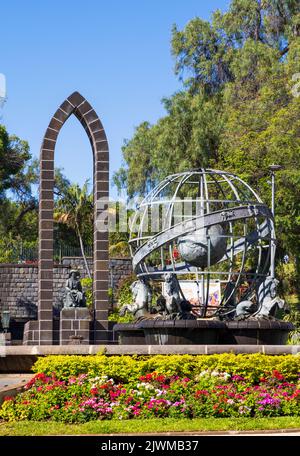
76;226;91;279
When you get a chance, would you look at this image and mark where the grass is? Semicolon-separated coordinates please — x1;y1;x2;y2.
1;417;300;435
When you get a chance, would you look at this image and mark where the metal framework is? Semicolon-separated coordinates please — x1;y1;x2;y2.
129;169;275;317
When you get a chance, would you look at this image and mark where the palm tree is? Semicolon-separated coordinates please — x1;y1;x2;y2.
55;180;93;278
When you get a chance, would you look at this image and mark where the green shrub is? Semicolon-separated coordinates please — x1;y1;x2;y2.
81;278;93;308
115;274;136;307
108;308;134;323
32;353;300;384
80;280;114;310
276;261;298;295
107;274;137;322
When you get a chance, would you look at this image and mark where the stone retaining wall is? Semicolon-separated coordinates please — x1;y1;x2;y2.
0;257;132;327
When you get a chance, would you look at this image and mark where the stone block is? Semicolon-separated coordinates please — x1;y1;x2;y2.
61;320;71;330
79;320;90;330
72;320;79;330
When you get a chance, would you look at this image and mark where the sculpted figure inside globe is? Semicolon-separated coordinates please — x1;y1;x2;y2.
119;169;288;323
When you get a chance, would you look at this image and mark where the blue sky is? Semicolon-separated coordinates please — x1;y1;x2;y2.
1;0;229;198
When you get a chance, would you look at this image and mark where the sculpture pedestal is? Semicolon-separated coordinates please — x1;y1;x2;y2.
114;320;226;345
113;319;294;346
60;308;92;345
113;323;146;345
220;320;294;345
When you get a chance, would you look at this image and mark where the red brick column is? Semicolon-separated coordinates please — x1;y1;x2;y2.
38;92;110;345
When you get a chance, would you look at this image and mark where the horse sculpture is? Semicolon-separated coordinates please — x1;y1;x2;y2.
235;276;288;320
119;278;152;319
253;277;287;319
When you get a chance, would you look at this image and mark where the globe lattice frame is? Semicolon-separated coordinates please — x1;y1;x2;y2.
129;169;275;318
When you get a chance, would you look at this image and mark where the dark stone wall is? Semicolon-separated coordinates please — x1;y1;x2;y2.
0;257;132;330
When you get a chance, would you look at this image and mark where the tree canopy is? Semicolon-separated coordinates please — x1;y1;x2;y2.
114;0;300;259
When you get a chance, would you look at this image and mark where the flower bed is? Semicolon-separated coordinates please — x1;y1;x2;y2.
1;367;300;422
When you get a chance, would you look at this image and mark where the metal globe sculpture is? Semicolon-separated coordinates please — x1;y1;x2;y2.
129;169;275;318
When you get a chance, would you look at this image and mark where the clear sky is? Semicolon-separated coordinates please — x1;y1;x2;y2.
0;0;229;198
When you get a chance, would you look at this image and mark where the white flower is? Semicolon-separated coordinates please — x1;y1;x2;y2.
199;370;209;377
211;371;219;377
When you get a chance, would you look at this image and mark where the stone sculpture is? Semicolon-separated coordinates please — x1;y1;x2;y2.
63;270;86;308
115;169;294;346
234;276;287;320
129;169;275;319
119;278;152;319
253;277;287;319
177;224;227;268
235;300;255;319
163;273;183;314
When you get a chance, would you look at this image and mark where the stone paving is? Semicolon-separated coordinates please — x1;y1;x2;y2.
0;374;32;389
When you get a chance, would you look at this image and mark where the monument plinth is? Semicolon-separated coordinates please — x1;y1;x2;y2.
60;308;92;345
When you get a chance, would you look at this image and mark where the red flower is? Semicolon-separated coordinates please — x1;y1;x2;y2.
273;370;285;381
195;390;209;397
90;387;98;395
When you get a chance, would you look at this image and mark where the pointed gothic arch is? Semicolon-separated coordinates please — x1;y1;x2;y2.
37;91;110;344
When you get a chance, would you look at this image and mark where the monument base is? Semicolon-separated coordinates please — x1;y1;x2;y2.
113;323;146;345
114;320;226;345
220;320;294;345
23;316;113;345
60;308;92;345
114;319;294;345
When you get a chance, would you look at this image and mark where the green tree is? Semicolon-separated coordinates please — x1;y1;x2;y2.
114;0;300;279
0;125;31;196
54;180;93;277
0;125;40;256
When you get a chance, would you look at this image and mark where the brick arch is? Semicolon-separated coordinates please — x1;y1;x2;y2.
38;91;109;345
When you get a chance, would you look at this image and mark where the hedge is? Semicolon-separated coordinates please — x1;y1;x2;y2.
32;353;300;383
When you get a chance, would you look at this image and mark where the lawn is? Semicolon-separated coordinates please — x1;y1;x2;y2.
1;417;300;435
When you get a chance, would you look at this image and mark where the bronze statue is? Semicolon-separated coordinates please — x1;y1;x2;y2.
63;270;86;308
